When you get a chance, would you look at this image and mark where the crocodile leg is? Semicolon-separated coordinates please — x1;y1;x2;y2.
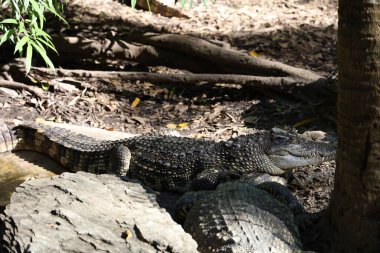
256;181;305;215
256;182;319;230
190;168;241;191
175;190;210;223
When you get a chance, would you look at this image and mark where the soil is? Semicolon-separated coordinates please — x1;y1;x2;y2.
0;0;337;251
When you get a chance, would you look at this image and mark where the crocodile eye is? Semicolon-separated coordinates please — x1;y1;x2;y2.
273;135;289;142
272;150;289;156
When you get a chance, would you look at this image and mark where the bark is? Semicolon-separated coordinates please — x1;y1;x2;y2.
330;1;380;252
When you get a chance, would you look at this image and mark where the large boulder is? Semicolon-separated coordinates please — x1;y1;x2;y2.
1;172;198;253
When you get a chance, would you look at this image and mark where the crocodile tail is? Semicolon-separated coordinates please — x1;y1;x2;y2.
0;122;71;155
0;122;18;152
1;122;125;174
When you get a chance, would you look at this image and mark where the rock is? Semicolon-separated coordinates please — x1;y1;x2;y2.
0;88;19;98
1;172;198;253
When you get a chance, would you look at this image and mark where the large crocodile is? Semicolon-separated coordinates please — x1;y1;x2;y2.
176;178;307;253
0;122;335;192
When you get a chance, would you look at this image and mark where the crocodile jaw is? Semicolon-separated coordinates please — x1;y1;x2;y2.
266;143;336;170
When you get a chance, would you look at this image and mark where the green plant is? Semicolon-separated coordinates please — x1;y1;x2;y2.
0;0;67;73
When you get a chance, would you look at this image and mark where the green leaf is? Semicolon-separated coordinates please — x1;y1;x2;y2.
36;37;58;54
34;27;52;40
28;14;39;29
146;0;151;12
35;39;47;54
0;28;16;45
42;2;68;24
41;82;50;91
0;18;18;24
30;40;55;71
23;0;30;11
14;36;29;53
18;21;26;34
1;0;11;8
47;0;54;9
29;0;44;28
25;41;33;73
11;0;21;16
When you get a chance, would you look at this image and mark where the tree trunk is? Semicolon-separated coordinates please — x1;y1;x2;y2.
330;1;380;252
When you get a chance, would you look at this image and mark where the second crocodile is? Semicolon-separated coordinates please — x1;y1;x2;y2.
0;122;335;192
176;179;307;253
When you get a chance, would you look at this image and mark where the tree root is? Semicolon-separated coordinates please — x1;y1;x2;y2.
0;80;44;98
50;34;325;86
125;33;322;82
31;67;318;88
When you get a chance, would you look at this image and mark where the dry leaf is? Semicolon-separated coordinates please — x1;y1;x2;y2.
29;76;39;83
35;118;45;123
131;97;140;108
244;116;259;124
122;228;133;240
249;50;260;57
292;117;317;128
46;117;56;122
131;116;146;124
68;95;80;106
279;42;289;48
166;123;177;129
178;122;189;129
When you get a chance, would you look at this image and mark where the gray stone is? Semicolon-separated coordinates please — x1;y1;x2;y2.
1;172;198;253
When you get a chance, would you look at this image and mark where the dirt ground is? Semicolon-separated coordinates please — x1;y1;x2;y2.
0;0;337;251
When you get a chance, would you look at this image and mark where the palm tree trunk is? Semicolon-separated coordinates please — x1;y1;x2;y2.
330;1;380;252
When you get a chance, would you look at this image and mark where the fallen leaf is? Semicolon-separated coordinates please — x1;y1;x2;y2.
178;122;189;129
131;116;146;124
292;117;317;128
122;228;133;240
35;118;45;123
166;123;177;129
244;116;259;124
131;97;140;108
46;117;56;122
41;82;50;91
29;76;39;83
249;50;260;57
279;42;289;48
68;95;80;106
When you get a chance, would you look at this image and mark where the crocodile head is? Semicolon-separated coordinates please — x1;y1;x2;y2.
264;128;336;171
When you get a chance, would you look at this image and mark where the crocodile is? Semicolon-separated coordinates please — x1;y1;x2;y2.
0;122;335;192
176;178;307;253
